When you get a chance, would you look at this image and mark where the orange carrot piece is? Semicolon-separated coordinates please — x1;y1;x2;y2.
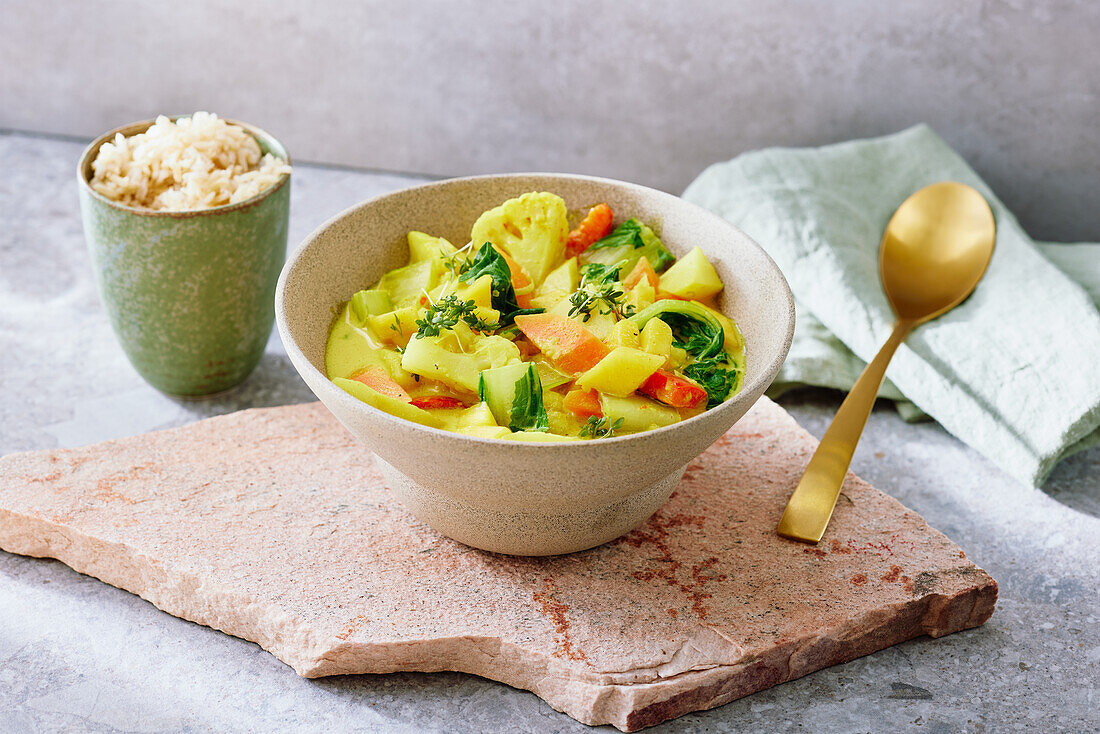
563;388;603;419
565;203;614;258
624;257;659;289
513;313;610;375
409;396;467;410
638;369;707;408
352;366;411;402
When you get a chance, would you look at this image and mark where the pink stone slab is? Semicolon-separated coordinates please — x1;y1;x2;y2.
0;398;996;731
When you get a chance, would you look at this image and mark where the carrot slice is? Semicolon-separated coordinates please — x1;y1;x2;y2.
563;388;603;419
565;203;614;259
351;366;411;402
409;396;467;410
638;369;707;408
514;313;610;375
624;257;659;289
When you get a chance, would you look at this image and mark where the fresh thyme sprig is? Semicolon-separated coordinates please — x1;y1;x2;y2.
567;263;636;322
578;415;625;439
441;241;475;278
414;293;499;338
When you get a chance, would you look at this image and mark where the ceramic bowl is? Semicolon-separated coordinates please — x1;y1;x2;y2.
276;174;794;556
78;117;291;396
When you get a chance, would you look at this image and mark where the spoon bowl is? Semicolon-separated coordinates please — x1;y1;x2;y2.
778;181;996;543
880;181;997;322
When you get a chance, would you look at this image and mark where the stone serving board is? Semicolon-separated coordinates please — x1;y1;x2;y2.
0;398;996;731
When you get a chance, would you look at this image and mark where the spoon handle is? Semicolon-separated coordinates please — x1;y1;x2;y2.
777;319;915;543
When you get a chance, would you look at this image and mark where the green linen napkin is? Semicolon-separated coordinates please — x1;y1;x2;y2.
772;243;1100;426
684;125;1100;486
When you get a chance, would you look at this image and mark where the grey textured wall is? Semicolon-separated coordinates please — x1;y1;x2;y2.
3;0;1097;241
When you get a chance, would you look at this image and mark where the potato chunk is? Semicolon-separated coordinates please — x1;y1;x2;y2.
576;347;664;397
658;246;724;300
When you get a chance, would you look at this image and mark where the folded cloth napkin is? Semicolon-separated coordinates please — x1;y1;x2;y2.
773;242;1100;426
684;125;1100;487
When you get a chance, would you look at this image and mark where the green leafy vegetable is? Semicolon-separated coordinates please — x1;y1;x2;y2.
665;313;723;358
580;262;621;282
578;415;625;439
568;263;635;321
589;218;647;250
459;243;544;323
628;301;724;359
508;363;550;432
683;357;740;409
586;219;675;272
414;294;498;338
629;301;739;408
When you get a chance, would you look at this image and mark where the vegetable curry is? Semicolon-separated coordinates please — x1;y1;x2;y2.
324;192;745;441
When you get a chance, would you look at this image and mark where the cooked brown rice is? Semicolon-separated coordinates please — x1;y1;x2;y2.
89;112;291;211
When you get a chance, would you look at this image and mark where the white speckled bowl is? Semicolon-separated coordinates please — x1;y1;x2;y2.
276;174;793;556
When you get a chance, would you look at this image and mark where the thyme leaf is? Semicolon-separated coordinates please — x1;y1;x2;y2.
441;241;475;278
578;415;625;439
567;263;635;322
414;294;499;338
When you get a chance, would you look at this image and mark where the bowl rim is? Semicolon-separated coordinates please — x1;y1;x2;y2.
276;172;795;450
76;114;292;218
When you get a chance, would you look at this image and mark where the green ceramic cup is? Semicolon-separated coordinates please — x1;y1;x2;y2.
78;117;291;397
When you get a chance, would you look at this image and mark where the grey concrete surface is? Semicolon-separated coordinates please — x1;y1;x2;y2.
2;1;1099;242
1;131;1098;732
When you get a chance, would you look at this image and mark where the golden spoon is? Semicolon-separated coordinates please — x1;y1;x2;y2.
777;181;996;544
